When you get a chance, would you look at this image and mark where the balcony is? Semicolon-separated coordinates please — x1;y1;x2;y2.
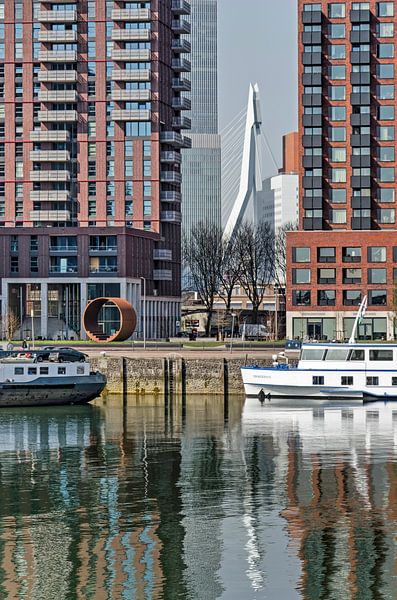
160;191;181;203
302;9;322;24
112;48;151;61
351;134;371;147
38;90;78;102
161;211;182;223
30;170;70;182
49;265;78;274
160;171;182;184
111;89;151;102
38;110;78;122
111;109;151;121
89;266;118;274
171;0;191;15
30;210;71;222
111;28;150;41
38;50;77;62
350;9;371;22
30;190;70;203
153;269;173;281
172;58;191;72
302;51;322;65
172;116;191;129
38;70;77;83
172;39;191;53
38;30;77;43
350;113;371;127
350;51;371;64
111;69;151;81
89;245;117;253
30;150;70;162
172;97;191;110
160;131;191;148
30;130;70;142
153;249;173;261
111;8;150;20
172;77;191;91
38;9;77;22
49;246;77;254
171;19;191;34
160;151;181;164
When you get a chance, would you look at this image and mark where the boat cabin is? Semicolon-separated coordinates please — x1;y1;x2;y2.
299;344;396;368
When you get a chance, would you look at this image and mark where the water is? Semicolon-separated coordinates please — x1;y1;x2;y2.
0;396;397;599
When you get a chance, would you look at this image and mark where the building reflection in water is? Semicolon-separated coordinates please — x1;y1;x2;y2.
1;398;397;598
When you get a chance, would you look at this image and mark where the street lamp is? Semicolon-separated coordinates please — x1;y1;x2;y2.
30;308;35;350
140;277;146;349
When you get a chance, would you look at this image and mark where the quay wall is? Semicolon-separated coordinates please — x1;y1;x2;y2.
91;356;273;396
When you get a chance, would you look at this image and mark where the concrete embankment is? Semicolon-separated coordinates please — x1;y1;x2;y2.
91;356;273;396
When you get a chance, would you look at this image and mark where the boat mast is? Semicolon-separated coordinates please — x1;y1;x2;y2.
348;295;368;344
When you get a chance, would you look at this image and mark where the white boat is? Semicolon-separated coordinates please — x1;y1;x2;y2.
241;296;397;401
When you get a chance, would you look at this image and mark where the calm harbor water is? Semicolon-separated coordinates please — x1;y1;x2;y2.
0;396;397;599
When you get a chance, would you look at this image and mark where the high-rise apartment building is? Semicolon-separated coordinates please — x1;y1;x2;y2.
181;0;221;235
287;0;397;341
0;0;191;340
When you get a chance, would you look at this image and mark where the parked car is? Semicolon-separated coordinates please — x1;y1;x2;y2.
285;339;302;353
239;324;268;341
37;347;88;363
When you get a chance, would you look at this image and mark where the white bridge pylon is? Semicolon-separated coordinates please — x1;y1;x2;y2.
223;83;264;241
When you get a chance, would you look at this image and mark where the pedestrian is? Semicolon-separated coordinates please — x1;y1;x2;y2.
22;339;27;350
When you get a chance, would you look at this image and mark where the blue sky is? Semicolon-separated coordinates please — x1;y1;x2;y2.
218;0;298;173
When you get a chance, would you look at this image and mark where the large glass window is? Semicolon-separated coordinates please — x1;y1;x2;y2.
293;247;310;262
318;247;336;262
378;208;395;223
329;45;346;59
331;168;346;182
329;126;346;141
293;269;311;284
368;247;386;262
377;2;394;16
318;290;336;306
378;126;395;141
328;24;346;38
368;268;387;284
329;85;346;100
377;44;394;58
378;188;395;202
325;348;350;361
378;105;394;120
292;290;311;306
330;209;347;223
377;64;394;79
343;290;362;306
378;167;395;181
377;22;394;37
330;106;346;121
330;188;346;203
378;84;394;99
329;3;346;17
330;147;346;162
318;268;336;284
343;268;361;283
328;65;346;80
368;290;387;305
343;247;361;262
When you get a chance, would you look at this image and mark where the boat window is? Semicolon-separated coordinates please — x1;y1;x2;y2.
14;367;23;375
392;377;397;386
28;367;37;375
367;376;379;386
369;349;393;361
349;349;365;361
324;349;350;361
313;376;324;385
39;367;49;375
77;366;84;375
301;349;325;361
58;367;66;375
341;376;353;385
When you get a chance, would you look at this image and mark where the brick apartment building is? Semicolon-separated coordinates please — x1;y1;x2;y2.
0;0;190;340
287;0;397;341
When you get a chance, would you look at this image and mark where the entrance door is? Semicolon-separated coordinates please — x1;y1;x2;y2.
358;322;372;340
307;321;322;340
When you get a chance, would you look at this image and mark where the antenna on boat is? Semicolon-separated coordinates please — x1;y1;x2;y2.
348;295;367;345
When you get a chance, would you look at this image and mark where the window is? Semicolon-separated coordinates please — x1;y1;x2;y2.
368;268;387;284
377;64;394;79
370;349;393;361
341;376;353;386
318;247;336;262
330;147;346;162
318;268;336;284
331;168;346;183
292;290;311;306
343;290;362;305
28;367;37;375
293;247;310;262
329;4;346;17
58;367;66;375
343;247;361;262
378;188;395;203
368;290;387;305
377;2;394;16
330;188;346;203
330;209;347;224
330;106;346;121
349;349;365;361
378;208;395;223
329;45;346;59
379;147;394;162
378;167;395;182
378;105;394;121
14;367;23;375
343;268;361;283
329;65;346;80
303;3;322;10
378;84;394;99
328;24;345;38
378;22;394;37
378;44;394;58
367;377;379;386
318;290;336;306
329;127;346;141
313;376;325;385
39;367;49;375
293;269;311;284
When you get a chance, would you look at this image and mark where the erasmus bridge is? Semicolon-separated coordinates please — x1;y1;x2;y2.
221;84;279;241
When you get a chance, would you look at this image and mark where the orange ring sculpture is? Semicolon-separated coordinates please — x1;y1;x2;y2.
83;297;137;342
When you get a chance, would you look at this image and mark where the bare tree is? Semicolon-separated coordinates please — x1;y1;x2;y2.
218;234;242;314
183;222;224;336
235;222;275;324
0;310;20;341
274;222;298;289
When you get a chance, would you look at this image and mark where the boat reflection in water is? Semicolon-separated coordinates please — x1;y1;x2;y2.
1;397;397;598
